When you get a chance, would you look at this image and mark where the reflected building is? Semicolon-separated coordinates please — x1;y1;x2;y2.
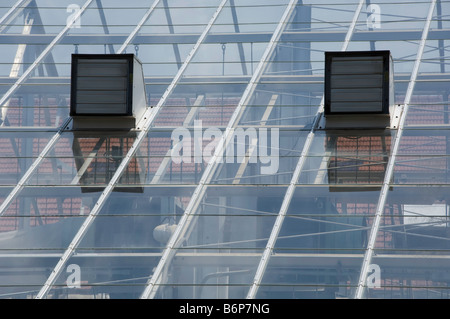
0;0;449;299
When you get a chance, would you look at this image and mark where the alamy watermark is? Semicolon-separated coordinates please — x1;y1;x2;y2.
171;120;279;175
367;4;381;29
367;264;381;289
67;4;82;29
66;264;81;289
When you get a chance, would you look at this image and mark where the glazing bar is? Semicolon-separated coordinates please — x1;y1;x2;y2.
0;0;94;217
0;0;93;108
246;0;365;299
35;0;228;300
139;0;299;300
117;0;161;54
0;0;32;33
354;0;437;299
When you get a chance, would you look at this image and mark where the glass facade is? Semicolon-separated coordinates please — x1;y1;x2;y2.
0;0;449;299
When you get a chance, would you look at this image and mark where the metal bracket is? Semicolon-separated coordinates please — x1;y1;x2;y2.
390;104;404;129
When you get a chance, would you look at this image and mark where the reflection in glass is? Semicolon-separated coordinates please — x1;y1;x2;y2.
0;186;102;252
301;130;393;186
257;186;378;299
145;186;286;299
368;185;450;298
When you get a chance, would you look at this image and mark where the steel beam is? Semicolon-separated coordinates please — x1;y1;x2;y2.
246;0;365;299
35;0;229;300
0;0;94;217
0;0;32;33
1;29;449;45
0;0;93;108
117;0;161;54
354;0;437;299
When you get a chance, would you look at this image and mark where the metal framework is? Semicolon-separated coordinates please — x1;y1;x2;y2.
0;0;447;299
140;0;301;299
354;0;437;299
36;0;229;299
246;0;366;299
0;0;94;217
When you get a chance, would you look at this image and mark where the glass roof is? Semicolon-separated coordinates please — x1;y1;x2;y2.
0;0;449;299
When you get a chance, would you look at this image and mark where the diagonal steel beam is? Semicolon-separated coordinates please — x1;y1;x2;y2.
354;0;437;299
162;0;182;69
0;0;161;224
95;0;115;54
229;0;248;75
0;0;94;218
246;0;366;299
149;95;205;184
117;0;161;54
0;9;34;127
35;0;229;299
140;0;300;300
232;94;277;184
0;0;32;33
0;0;94;108
1;0;59;126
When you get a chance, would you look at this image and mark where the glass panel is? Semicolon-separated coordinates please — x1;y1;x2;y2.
300;130;394;185
144;185;286;299
211;129;306;185
4;0;88;35
0;187;13;207
152;105;237;128
141;0;223;34
183;42;268;77
355;0;432;31
210;1;290;33
0;131;52;157
75;186;195;253
238;83;322;127
395;129;450;184
0;259;61;299
258;185;377;299
264;41;343;77
68;1;154;36
146;82;249;153
398;129;450;155
44;185;286;299
0;186;102;252
290;2;359;32
0;1;18;18
0;131;53;185
394;156;450;185
1;0;449;300
368;185;450;299
0;184;102;298
26;184;197;298
405;89;450;127
27;132;138;186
